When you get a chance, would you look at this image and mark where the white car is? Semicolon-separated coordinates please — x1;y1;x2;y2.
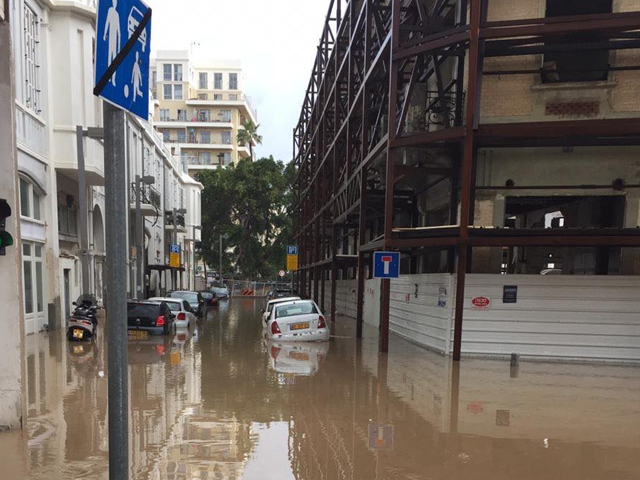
266;300;329;342
148;297;196;329
262;296;301;324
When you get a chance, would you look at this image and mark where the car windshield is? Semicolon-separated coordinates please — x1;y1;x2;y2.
275;302;317;319
268;298;300;314
171;292;198;303
166;302;181;312
127;303;160;317
201;292;213;300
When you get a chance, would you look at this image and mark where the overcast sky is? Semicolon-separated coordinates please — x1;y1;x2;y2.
146;0;330;163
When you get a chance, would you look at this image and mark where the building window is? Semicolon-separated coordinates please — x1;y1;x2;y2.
177;109;188;121
177;131;186;143
200;131;211;144
152;71;157;89
198;93;208;100
160;108;170;121
199;72;208;89
22;242;43;316
174;64;183;82
19;177;42;221
23;4;41;114
229;94;238;101
214;73;223;89
221;131;231;144
188;129;197;143
224;153;231;166
198;109;210;122
543;0;612;83
163;84;172;100
221;109;231;122
214;94;223;101
163;64;172;81
201;152;211;165
58;204;77;237
174;84;183;100
162;131;170;142
229;73;238;90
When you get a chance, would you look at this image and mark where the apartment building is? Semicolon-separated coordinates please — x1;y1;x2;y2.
151;51;258;175
9;0;201;334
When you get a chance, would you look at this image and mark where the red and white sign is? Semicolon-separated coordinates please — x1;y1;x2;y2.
471;296;491;310
278;270;286;278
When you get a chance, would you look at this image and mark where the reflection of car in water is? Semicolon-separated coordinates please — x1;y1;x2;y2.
128;334;174;364
127;7;147;52
268;341;329;377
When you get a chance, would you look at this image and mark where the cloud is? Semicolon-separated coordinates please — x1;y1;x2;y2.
147;0;330;163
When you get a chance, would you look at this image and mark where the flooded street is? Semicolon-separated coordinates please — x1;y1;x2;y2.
6;300;640;479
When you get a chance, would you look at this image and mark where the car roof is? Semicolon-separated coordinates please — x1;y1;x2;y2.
170;290;198;294
149;297;182;304
268;296;301;305
128;300;164;305
273;299;314;308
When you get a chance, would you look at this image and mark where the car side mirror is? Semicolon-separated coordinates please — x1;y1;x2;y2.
72;302;77;306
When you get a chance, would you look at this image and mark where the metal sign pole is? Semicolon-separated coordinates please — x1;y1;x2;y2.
135;174;143;299
104;102;129;480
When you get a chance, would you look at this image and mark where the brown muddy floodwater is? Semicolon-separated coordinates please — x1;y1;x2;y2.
5;299;640;479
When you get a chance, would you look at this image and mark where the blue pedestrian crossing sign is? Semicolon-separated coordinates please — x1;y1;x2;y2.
94;0;152;120
373;251;400;279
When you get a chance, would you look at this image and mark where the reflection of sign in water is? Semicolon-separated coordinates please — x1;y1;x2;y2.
94;0;152;119
368;424;393;450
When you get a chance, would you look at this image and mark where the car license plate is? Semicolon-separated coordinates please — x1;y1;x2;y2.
290;322;309;331
128;330;149;340
73;329;84;339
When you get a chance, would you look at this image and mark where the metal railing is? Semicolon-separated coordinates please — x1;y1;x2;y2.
130;183;161;209
165;211;186;227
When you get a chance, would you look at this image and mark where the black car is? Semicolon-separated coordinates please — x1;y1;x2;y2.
200;291;219;306
127;301;175;336
168;291;205;317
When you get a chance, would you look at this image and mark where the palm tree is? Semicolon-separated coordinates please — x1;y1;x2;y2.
236;120;262;160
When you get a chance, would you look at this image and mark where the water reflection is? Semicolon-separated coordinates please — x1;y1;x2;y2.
12;301;640;479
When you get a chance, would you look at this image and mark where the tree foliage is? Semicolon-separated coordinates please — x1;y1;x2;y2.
198;157;295;279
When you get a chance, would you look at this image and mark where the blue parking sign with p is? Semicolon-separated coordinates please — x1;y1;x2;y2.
287;246;299;255
373;251;400;279
95;0;152;120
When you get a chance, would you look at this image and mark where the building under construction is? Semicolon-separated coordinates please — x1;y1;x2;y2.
293;0;640;362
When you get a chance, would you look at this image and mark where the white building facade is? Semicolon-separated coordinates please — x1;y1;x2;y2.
9;0;201;334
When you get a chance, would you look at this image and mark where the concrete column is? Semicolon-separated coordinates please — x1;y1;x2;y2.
0;13;27;430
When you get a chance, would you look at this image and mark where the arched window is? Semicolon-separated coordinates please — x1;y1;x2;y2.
19;176;43;221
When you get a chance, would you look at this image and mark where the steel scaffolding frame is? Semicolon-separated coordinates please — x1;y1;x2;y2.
293;0;640;359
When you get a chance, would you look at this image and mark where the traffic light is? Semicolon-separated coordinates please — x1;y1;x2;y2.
0;199;14;256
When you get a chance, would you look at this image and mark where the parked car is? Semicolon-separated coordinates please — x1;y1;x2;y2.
262;296;301;324
201;291;219;307
127;300;176;338
148;297;197;329
211;285;229;299
266;299;329;342
168;291;205;317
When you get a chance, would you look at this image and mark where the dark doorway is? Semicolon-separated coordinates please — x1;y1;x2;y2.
63;269;71;320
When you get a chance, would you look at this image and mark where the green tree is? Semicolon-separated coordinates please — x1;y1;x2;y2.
197;157;295;279
236;120;263;160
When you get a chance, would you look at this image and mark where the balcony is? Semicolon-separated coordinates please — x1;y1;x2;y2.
185;94;257;122
165;211;188;233
130;183;161;216
154;117;234;129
